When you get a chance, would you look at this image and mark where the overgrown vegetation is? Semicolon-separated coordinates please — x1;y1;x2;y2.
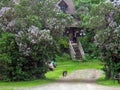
0;0;120;87
0;0;72;81
75;0;120;80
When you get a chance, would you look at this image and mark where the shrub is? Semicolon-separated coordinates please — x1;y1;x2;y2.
58;37;69;53
80;34;99;58
0;30;58;81
0;32;20;81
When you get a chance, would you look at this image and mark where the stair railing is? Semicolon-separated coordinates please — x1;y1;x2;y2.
77;39;85;59
69;40;76;60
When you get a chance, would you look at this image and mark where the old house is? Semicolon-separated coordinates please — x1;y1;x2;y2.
58;0;85;60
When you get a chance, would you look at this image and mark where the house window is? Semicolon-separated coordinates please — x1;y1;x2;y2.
58;0;68;13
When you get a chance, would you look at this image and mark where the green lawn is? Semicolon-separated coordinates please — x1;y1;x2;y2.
46;56;102;79
0;55;105;90
97;76;120;87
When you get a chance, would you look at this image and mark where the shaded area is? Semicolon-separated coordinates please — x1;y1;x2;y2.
56;79;96;84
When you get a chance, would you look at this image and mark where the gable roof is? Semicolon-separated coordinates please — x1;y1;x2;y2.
58;0;68;7
57;0;75;14
12;0;20;4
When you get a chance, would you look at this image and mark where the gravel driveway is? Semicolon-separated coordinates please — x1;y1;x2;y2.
16;69;120;90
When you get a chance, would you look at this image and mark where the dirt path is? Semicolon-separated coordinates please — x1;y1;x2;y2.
16;69;120;90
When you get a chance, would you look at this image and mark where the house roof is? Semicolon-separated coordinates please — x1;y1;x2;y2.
58;0;68;7
12;0;20;4
57;0;75;14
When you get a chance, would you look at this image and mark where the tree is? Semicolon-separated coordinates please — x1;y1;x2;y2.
0;27;59;81
0;0;72;81
74;1;98;57
0;0;73;39
75;0;120;79
96;27;120;79
85;2;120;79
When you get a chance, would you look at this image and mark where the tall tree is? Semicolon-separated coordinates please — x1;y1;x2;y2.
83;2;120;79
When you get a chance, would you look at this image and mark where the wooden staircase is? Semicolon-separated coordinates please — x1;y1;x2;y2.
69;39;85;60
72;44;81;59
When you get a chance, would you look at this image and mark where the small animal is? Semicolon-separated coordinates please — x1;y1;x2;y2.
62;71;67;77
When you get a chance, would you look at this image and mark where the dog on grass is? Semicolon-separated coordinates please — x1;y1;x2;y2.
62;71;67;77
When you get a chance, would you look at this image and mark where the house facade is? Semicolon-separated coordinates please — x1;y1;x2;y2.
58;0;85;60
58;0;84;42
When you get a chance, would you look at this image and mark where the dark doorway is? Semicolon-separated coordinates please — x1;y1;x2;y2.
65;27;81;43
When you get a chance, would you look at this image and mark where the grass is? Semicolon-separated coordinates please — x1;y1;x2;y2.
97;76;120;87
46;55;102;79
0;54;104;90
0;79;52;90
